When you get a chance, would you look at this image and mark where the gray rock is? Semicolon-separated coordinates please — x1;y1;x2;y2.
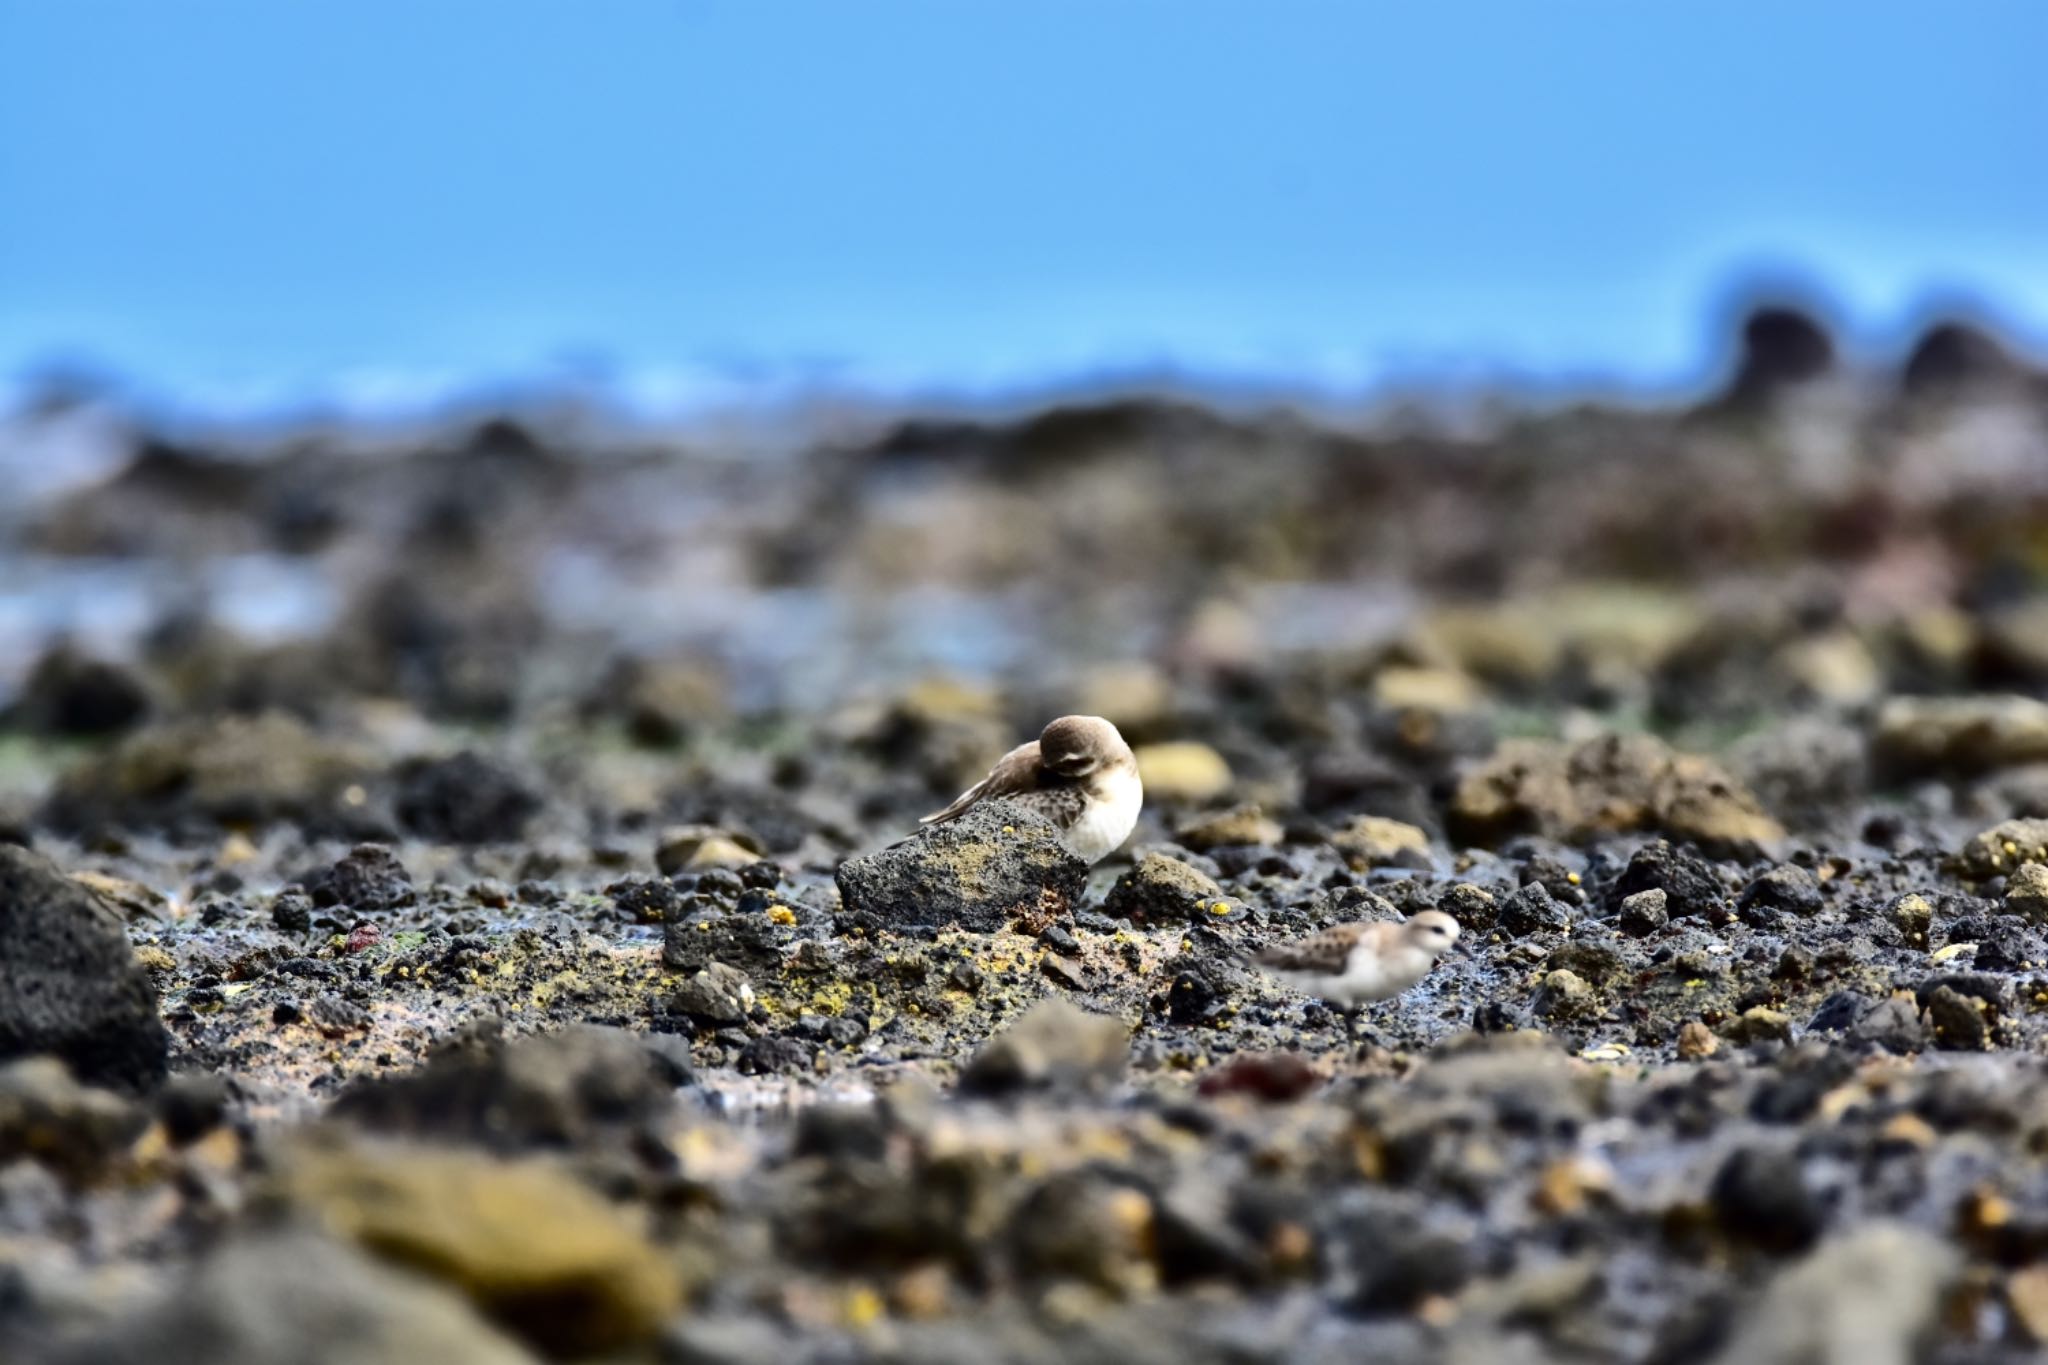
47;1229;536;1365
1609;841;1727;919
1709;1223;1957;1365
0;845;169;1094
331;1023;688;1150
1923;985;1988;1051
1849;996;1927;1055
1102;852;1226;924
0;1057;148;1182
836;799;1088;932
1737;865;1822;923
669;962;757;1026
1618;888;1669;937
1711;1146;1823;1253
960;999;1128;1096
1321;1187;1477;1312
1531;969;1596;1022
393;751;541;845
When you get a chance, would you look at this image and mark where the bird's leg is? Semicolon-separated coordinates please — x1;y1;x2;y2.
1340;1007;1359;1050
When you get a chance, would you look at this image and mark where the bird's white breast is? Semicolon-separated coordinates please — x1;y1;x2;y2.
1063;766;1142;863
1319;940;1435;1007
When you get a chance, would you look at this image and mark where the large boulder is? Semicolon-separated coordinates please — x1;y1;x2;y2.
0;845;169;1094
836;799;1087;933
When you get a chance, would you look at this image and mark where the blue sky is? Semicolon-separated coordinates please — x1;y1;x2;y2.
2;1;2044;414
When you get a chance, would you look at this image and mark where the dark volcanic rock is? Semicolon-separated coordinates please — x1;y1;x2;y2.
13;643;153;737
1322;1188;1476;1312
1723;305;1836;407
1618;888;1669;937
1611;841;1728;920
1736;865;1823;924
0;845;169;1094
959;999;1128;1096
1901;320;2022;400
1498;882;1567;937
1103;852;1227;924
332;1023;687;1151
42;711;370;834
1710;1145;1823;1253
669;962;757;1026
301;843;415;914
394;751;542;845
836;799;1088;933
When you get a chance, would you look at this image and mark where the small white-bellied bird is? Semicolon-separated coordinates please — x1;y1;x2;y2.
920;715;1142;864
1253;911;1461;1046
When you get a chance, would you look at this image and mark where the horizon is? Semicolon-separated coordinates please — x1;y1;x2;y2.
4;2;2045;420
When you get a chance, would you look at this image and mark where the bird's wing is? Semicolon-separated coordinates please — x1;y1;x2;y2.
1255;922;1369;974
919;740;1043;825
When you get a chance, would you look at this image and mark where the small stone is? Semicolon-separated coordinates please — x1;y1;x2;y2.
270;888;314;933
1102;853;1226;925
302;844;414;914
1887;892;1934;941
1435;883;1498;930
1957;817;2048;880
68;871;169;924
393;751;541;845
1175;804;1283;851
1500;882;1567;937
1531;969;1595;1022
1618;889;1669;938
959;999;1128;1096
1736;866;1822;923
1875;694;2048;778
1723;1007;1793;1046
2006;862;2048;922
0;845;170;1094
309;994;372;1038
1676;1020;1718;1059
158;1071;232;1145
1710;1146;1822;1253
1848;995;1927;1055
1707;1223;1956;1365
736;1035;814;1076
683;836;761;873
1449;733;1783;854
51;1229;536;1365
1133;742;1233;804
1923;984;1988;1051
656;826;762;876
670;962;756;1026
0;1056;148;1182
331;1024;686;1150
1610;841;1727;919
1331;815;1430;869
1194;1051;1321;1102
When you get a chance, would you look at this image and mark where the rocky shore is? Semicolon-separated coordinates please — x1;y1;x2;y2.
7;320;2048;1360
